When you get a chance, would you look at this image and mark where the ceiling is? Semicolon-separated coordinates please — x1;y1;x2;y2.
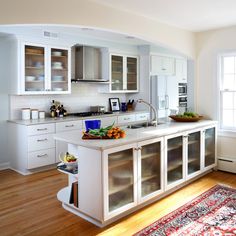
92;0;236;32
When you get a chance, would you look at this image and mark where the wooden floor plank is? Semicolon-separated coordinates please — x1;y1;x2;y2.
0;169;235;236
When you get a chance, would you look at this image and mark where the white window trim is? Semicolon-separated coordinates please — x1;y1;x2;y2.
218;52;236;134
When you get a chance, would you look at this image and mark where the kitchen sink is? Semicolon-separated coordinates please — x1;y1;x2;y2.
127;122;164;129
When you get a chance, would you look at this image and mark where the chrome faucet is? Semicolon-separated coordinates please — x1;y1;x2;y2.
137;99;158;126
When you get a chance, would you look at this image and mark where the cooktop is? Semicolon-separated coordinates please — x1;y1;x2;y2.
68;111;113;117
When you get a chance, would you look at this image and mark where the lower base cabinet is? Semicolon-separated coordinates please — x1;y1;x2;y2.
103;138;164;220
57;123;217;227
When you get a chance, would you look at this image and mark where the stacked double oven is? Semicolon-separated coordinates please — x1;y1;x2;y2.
178;83;187;112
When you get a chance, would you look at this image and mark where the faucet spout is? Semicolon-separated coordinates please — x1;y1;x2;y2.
137;99;158;126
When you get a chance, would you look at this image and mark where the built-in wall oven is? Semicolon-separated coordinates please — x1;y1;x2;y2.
178;83;187;112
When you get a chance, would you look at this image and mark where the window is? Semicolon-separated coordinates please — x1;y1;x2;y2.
220;55;236;130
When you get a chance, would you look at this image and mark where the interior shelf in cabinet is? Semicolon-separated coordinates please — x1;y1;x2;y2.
25;81;44;83
51;81;67;83
188;157;200;164
168;160;182;171
51;68;67;71
25;53;44;56
141;153;159;160
51;55;67;58
109;159;133;169
112;71;122;74
188;140;199;145
141;174;158;182
168;144;182;152
25;66;44;69
109;182;133;195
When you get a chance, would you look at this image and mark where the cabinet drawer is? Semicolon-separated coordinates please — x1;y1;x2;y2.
28;134;55;152
117;114;136;124
27;123;55;136
56;120;82;132
135;113;150;121
27;148;55;169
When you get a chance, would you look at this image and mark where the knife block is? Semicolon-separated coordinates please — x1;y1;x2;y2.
127;103;134;111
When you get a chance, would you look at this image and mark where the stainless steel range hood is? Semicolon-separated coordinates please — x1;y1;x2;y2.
74;45;109;82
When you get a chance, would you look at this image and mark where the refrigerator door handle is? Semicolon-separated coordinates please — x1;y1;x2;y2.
165;95;169;109
157;96;160;109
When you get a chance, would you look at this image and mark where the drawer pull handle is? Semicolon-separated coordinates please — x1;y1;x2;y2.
124;118;130;120
37;128;48;131
37;138;48;142
37;154;48;158
65;125;74;128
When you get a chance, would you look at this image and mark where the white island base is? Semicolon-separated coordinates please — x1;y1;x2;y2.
55;120;217;227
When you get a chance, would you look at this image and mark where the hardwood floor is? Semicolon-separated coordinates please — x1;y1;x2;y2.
0;169;235;236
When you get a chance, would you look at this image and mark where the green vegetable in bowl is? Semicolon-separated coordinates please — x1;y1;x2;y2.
176;112;199;118
88;122;115;136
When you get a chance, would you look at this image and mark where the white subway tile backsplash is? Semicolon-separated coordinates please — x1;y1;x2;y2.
10;83;126;119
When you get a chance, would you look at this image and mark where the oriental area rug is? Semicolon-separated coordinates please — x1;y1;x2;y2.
134;185;236;236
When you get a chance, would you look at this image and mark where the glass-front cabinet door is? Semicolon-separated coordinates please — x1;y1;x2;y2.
24;44;46;93
187;131;201;178
165;134;185;190
50;48;69;92
104;144;137;219
127;57;138;91
204;127;216;168
111;55;123;91
138;138;163;202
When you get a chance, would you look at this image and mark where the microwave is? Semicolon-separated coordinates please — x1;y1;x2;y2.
179;83;187;95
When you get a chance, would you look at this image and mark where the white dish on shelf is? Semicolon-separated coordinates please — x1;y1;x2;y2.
52;66;63;70
52;62;62;67
25;76;36;82
52;51;62;56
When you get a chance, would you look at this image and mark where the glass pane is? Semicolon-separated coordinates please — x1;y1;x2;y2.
111;55;123;91
222;109;234;127
127;57;137;90
108;149;133;212
205;128;215;167
141;142;161;197
222;92;234;109
224;56;235;74
51;48;68;92
188;132;200;175
167;136;183;185
25;45;45;92
222;74;235;90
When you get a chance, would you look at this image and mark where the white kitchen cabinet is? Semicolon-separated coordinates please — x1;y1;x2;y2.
150;55;175;76
22;42;71;94
103;138;164;220
165;126;217;190
175;58;187;83
202;126;217;170
117;114;136;125
110;54;139;93
56;120;83;160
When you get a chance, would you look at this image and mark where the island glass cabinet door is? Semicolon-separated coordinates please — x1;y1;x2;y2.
204;126;216;168
138;138;164;203
165;133;185;190
103;144;137;220
186;130;201;178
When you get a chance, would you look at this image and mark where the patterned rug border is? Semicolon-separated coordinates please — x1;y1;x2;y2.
134;184;236;236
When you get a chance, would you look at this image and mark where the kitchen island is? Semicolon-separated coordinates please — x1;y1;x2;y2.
54;120;217;227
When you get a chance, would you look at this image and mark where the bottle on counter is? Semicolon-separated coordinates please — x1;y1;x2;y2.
50;100;56;117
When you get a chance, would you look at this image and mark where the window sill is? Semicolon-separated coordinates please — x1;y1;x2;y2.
218;129;236;138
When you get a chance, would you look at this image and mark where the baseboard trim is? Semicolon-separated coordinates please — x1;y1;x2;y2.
0;162;10;170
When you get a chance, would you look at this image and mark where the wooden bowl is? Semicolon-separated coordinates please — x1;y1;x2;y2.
169;115;203;122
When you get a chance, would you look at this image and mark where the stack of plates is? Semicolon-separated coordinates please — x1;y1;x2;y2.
25;76;36;82
52;62;63;69
52;75;64;82
52;51;62;56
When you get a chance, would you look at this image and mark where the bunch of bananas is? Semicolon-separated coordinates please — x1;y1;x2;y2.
63;152;77;162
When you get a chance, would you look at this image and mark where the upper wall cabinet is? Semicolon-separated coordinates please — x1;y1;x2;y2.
3;38;71;95
150;55;175;76
175;58;187;83
110;54;139;93
22;43;71;94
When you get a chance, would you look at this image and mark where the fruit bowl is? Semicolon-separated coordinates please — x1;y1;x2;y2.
59;152;77;170
169;115;203;122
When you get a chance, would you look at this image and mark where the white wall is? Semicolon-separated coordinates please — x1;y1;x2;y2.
0;37;10;168
196;26;236;160
0;0;195;58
